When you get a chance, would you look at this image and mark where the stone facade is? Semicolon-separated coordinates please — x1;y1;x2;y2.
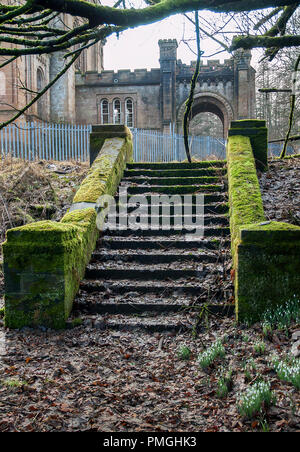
76;39;256;137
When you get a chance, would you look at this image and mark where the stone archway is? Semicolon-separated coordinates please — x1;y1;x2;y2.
177;92;234;138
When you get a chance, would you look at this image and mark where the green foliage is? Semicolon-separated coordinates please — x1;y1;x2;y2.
261;296;300;330
272;356;300;390
253;341;266;356
237;381;276;419
197;339;225;369
1;378;27;388
216;368;233;398
70;317;83;328
177;345;192;361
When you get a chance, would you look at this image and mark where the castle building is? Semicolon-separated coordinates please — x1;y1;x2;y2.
75;39;256;137
0;28;255;137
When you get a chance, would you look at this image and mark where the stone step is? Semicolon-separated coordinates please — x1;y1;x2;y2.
79;279;229;295
124;168;227;177
124;185;224;195
84;313;194;333
99;237;230;250
104;226;230;237
114;193;226;204
90;252;224;264
103;214;229;228
113;203;229;215
121;176;220;185
84;266;223;280
74;300;234;316
74;161;232;328
69;309;233;333
126;162;226;170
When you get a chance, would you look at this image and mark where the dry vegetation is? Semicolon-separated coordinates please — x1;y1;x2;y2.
0;156;88;247
259;156;300;226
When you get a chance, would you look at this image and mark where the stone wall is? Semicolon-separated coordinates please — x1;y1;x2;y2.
75;40;256;134
227;120;300;322
76;72;161;129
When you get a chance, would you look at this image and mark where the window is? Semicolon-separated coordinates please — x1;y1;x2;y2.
113;99;121;124
100;99;109;124
125;98;134;127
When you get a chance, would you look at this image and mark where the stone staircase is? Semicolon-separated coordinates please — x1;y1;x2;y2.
74;161;233;332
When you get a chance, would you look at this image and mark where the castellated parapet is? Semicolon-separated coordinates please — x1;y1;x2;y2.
76;68;161;86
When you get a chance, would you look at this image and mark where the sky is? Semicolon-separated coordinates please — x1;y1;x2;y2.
100;1;262;73
102;8;232;71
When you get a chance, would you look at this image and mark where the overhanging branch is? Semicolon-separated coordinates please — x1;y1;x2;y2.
231;34;300;50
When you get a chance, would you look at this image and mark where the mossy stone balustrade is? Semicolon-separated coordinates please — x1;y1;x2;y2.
2;125;133;329
227;120;300;322
228;119;268;171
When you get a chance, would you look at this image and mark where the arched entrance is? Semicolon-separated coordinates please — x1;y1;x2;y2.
177;92;234;138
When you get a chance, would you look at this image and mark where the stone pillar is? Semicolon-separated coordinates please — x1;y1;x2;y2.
233;50;256;120
49;15;75;123
50;52;75;123
159;39;178;133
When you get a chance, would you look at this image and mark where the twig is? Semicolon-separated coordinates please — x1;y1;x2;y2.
280;54;300;159
0;191;13;228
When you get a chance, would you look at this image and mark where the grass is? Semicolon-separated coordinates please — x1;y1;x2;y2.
70;317;83;328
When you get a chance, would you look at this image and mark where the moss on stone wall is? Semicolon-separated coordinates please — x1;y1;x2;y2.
3;129;133;329
236;221;300;322
74;136;133;203
227;129;300;323
228;125;268;171
227;135;266;262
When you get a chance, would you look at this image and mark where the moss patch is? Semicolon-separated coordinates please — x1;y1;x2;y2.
227;135;266;261
74;137;133;203
228;127;268;171
227;130;300;323
236;223;300;322
3;132;133;329
3;210;99;330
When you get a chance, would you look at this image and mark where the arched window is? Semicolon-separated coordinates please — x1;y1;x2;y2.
36;68;45;119
100;99;109;124
113;99;121;124
125;98;134;127
0;71;6;96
